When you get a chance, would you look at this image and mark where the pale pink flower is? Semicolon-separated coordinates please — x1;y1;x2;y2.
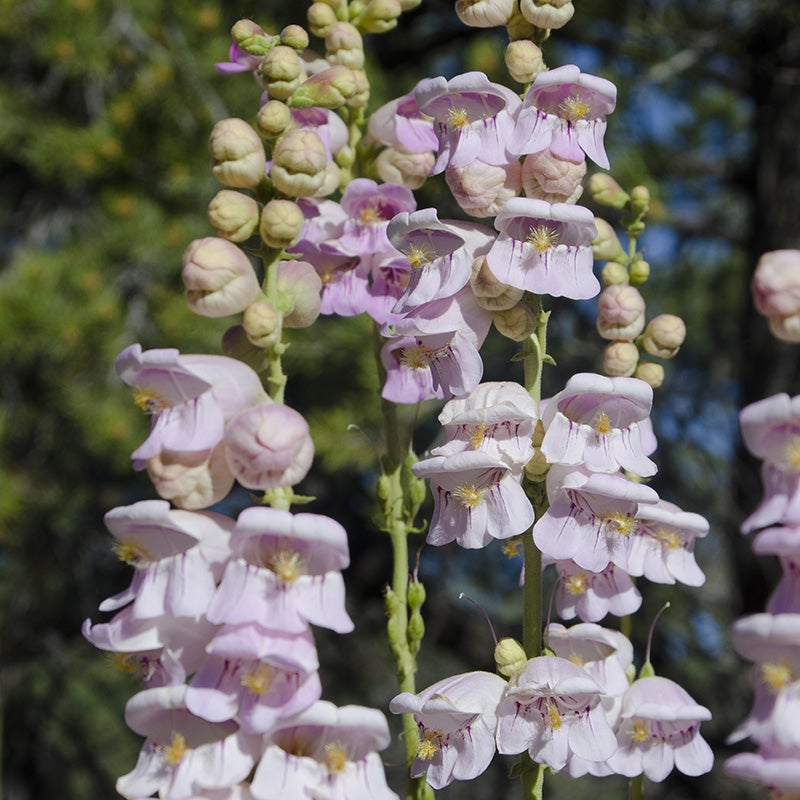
726;751;800;796
389;671;507;789
380;335;444;404
366;91;438;153
216;42;263;75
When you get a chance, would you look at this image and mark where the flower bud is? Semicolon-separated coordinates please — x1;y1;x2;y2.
629;184;650;216
456;0;514;28
225;402;314;490
147;445;235;510
634;361;664;389
596;284;646;340
259;198;305;249
280;24;309;51
495;637;527;678
270;129;329;196
221;324;270;371
209;118;267;189
519;0;575;29
207;190;260;242
313;161;342;197
398;0;421;9
231;19;273;56
346;68;370;108
494;302;537;341
629;258;650;285
524;448;549;481
506;11;536;39
375;147;435;190
307;2;339;37
768;314;800;343
446;159;521;218
358;0;403;33
589;173;630;210
471;256;524;310
752;249;800;316
642;314;686;358
242;300;282;349
601;262;629;286
504;39;545;84
259;45;303;100
276;260;323;328
325;22;364;69
603;341;640;377
591;218;626;263
522;149;585;204
289;66;358;109
408;577;426;612
182;237;260;317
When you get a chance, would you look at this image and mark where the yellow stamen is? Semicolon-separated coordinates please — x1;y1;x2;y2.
453;484;485;508
559;94;592;122
502;539;522;558
631;720;649;742
545;698;562;730
600;513;639;537
568;654;584;667
564;572;588;595
526;224;560;253
785;437;800;469
593;410;612;435
469;424;488;449
654;528;682;549
112;539;154;567
405;243;433;270
359;205;382;224
447;106;470;128
401;344;435;370
109;652;140;674
266;549;305;583
416;730;443;761
161;732;187;766
761;660;795;692
133;388;169;413
323;741;349;773
241;663;276;695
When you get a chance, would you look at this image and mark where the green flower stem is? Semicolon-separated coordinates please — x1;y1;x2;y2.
521;762;547;800
260;250;288;404
629;774;644;800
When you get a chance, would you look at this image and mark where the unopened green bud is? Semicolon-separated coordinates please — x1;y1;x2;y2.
403;451;427;518
495;637;527;678
494;302;536;341
506;11;536;39
243;300;282;349
603;341;640;377
231;19;274;56
629;258;650;286
589;173;630;210
221;324;270;371
256;100;292;139
592;218;626;264
326;22;365;69
531;418;545;448
642;313;686;359
280;24;309;51
259;45;303;100
276;260;323;328
358;0;402;33
208;190;260;242
504;40;545;84
407;611;425;654
346;68;370;108
270;129;328;196
408;578;426;612
209;118;267;190
630;184;650;217
307;2;339;37
634;361;664;389
601;261;630;287
398;0;421;9
524;449;549;482
260;198;305;249
376;472;392;506
289;66;358;109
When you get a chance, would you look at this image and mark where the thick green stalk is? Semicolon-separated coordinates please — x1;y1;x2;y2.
629;774;644;800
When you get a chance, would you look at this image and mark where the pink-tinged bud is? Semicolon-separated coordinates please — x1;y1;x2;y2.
522;149;586;204
603;340;639;377
629;184;650;216
256;100;292;139
752;249;800;316
471;257;524;311
629;258;650;285
494;302;536;341
307;2;338;37
209;118;267;189
326;23;365;69
260;198;305;249
375;147;435;190
588;173;630;209
456;0;514;28
601;262;629;286
259;45;303;100
225;403;314;490
182;237;260;317
446;159;521;218
358;0;402;33
146;444;235;510
221;324;270;371
280;24;310;51
519;0;575;29
592;218;626;263
270;129;328;196
504;39;545;84
596;284;646;340
231;19;273;55
642;313;686;358
208;190;260;242
243;300;282;349
634;361;664;389
276;260;323;328
289;66;358;110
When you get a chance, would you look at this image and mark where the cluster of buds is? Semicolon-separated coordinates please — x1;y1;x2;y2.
589;175;686;387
